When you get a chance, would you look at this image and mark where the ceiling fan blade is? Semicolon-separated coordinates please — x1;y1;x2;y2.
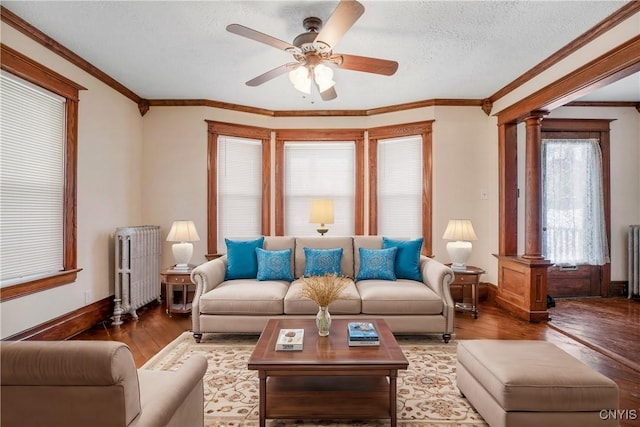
227;24;298;52
246;63;296;87
315;0;365;49
330;53;398;76
320;86;337;101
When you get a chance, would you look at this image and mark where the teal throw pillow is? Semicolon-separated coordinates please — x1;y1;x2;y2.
356;247;398;281
382;237;423;281
303;247;343;277
255;248;294;281
224;237;264;280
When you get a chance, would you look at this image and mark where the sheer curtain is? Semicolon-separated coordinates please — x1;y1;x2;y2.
542;138;609;265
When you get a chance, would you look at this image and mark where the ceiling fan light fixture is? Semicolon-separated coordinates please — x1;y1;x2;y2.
288;65;311;94
314;63;335;93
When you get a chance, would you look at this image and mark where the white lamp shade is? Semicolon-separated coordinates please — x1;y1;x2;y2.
309;199;334;225
314;64;335;93
442;219;478;241
443;219;477;271
166;220;200;242
288;66;311;94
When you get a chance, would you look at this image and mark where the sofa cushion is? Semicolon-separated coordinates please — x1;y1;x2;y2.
353;236;383;274
303;247;343;277
356;247;397;281
199;279;287;315
382;237;423;281
255;248;294;281
295;236;354;278
224;237;264;280
357;279;443;315
263;236;296;274
284;278;361;314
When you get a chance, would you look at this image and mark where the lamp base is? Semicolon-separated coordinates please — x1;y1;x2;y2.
447;241;472;271
316;227;328;236
172;242;194;269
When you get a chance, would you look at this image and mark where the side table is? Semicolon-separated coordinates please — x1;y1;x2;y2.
161;267;195;317
450;265;485;319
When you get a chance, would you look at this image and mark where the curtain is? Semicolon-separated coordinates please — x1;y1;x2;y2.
542;138;609;265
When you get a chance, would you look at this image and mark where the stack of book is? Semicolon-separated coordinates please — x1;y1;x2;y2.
275;329;304;351
347;322;379;346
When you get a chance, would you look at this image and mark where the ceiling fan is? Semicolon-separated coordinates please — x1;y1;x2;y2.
226;0;398;101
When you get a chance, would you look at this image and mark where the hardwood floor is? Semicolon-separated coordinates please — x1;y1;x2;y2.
74;297;640;426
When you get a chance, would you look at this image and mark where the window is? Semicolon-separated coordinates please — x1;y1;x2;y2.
206;121;270;254
542;139;609;265
217;136;263;251
368;122;433;255
0;45;82;301
275;129;365;236
376;135;423;237
284;142;355;236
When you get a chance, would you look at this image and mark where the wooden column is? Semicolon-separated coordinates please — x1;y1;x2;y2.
522;111;547;259
496;112;551;323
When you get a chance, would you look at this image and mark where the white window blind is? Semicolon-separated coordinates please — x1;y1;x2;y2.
0;71;65;286
377;135;422;238
285;142;355;236
217;135;262;252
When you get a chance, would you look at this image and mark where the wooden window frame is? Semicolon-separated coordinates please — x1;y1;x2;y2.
0;44;84;302
275;129;365;236
368;121;434;256
206;120;271;254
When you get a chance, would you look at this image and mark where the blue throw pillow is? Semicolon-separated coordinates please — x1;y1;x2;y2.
303;247;343;277
382;237;423;281
356;247;398;281
224;237;265;280
255;248;294;281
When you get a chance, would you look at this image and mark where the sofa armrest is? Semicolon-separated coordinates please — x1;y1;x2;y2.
190;256;227;334
133;355;207;427
420;256;456;332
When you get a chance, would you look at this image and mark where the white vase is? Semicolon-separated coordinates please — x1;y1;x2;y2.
316;306;331;336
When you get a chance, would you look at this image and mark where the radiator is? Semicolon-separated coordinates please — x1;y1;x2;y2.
630;225;640;298
113;225;161;324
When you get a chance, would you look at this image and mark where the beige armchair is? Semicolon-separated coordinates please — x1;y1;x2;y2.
1;340;207;427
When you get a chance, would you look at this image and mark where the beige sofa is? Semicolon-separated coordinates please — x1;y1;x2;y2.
191;236;455;343
1;340;207;427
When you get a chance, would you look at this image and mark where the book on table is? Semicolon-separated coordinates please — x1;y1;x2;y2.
347;322;380;346
275;329;304;351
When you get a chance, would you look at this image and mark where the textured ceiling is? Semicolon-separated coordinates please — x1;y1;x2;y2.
3;0;637;111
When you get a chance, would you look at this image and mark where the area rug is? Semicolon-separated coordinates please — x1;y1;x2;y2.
142;332;487;427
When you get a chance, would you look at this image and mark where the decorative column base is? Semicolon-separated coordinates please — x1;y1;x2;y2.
496;256;552;323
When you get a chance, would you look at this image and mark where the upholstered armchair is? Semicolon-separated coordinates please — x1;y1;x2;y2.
1;340;207;427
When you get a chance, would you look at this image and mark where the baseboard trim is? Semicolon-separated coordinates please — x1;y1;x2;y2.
4;296;113;341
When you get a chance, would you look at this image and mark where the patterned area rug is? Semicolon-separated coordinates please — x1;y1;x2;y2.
142;332;487;427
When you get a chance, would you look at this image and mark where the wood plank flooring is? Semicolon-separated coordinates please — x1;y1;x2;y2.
74;297;640;427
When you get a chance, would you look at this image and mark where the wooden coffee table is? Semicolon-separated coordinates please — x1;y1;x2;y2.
248;318;409;427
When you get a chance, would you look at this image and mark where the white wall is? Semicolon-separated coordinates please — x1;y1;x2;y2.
0;24;144;339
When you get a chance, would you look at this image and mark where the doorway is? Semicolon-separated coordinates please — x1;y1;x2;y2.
541;119;612;298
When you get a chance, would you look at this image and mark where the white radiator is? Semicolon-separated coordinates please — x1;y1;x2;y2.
630;225;640;298
113;225;161;324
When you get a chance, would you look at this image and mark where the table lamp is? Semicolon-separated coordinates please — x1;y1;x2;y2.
309;199;334;236
442;219;478;271
166;220;200;270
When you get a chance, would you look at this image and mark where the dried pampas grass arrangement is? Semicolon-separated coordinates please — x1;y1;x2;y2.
299;273;349;307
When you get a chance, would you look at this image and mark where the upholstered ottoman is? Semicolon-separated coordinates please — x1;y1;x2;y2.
456;340;619;427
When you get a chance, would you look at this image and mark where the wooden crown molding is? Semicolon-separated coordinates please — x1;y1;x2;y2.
1;6;143;107
3;3;637;118
488;1;640;103
497;35;640;125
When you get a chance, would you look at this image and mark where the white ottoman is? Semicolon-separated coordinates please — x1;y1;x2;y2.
456;340;620;427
